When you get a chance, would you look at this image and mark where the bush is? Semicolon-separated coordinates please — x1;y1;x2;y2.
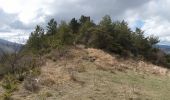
24;76;40;92
1;92;12;100
1;74;18;93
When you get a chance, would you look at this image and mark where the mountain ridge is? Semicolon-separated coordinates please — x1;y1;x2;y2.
0;39;22;56
157;44;170;54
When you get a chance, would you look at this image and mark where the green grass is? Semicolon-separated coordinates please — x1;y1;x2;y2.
75;61;170;100
108;70;170;100
58;62;170;100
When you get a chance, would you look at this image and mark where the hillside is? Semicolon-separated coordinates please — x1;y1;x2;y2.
5;46;170;100
158;45;170;54
0;39;22;56
1;0;170;100
0;16;169;100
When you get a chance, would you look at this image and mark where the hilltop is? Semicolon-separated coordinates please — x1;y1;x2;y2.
2;46;169;100
0;15;170;100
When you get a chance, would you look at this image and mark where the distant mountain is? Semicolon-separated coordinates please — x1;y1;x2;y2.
0;39;23;56
157;44;170;54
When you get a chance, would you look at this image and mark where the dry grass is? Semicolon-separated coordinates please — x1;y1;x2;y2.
86;48;170;76
86;48;118;66
7;46;170;100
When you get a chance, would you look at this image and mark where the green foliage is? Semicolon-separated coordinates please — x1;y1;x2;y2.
1;92;12;100
77;20;95;44
69;18;80;34
1;74;18;93
26;25;45;54
24;15;170;68
58;21;74;45
46;35;63;49
47;18;57;35
148;35;160;46
99;15;112;30
79;15;91;25
87;27;114;51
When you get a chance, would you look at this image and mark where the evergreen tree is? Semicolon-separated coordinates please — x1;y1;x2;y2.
24;15;170;68
79;15;91;25
58;21;74;45
87;27;114;51
99;15;112;29
69;18;80;34
148;35;159;46
47;18;57;35
77;20;95;44
26;25;45;52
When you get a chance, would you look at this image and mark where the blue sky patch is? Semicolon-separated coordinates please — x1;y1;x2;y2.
135;20;144;29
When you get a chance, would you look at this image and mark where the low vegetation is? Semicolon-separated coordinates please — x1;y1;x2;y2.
5;47;170;100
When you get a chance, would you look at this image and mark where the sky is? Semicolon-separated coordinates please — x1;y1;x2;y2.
0;0;170;44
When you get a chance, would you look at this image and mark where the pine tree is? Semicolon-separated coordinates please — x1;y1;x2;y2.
47;18;57;35
69;18;80;34
26;25;45;52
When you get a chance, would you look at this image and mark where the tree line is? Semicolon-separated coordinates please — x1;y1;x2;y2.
25;15;170;68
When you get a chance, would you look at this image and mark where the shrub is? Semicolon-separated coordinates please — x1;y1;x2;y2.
24;76;40;92
1;92;12;100
30;67;41;77
1;74;18;93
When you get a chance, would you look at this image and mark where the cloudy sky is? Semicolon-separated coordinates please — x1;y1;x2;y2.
0;0;169;44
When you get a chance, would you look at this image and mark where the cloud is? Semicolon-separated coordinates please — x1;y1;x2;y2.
129;0;170;44
0;9;16;31
0;0;169;44
46;0;150;22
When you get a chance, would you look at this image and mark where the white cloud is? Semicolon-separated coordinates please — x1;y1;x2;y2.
142;17;170;43
0;32;29;44
0;0;170;44
0;0;53;24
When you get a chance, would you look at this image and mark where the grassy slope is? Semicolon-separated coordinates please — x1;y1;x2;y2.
10;47;170;100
